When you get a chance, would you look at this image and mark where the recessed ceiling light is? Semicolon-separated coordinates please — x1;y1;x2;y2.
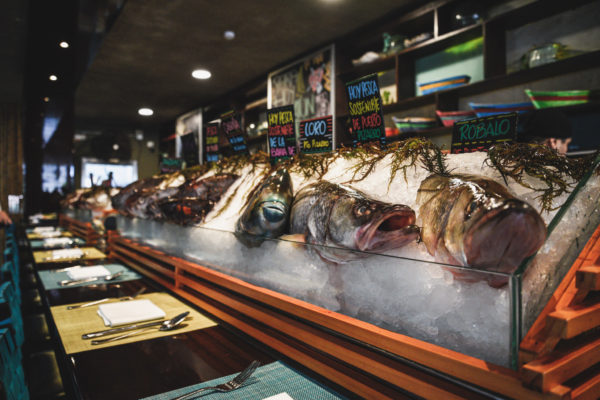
192;69;211;79
138;107;154;116
112;143;120;151
59;41;69;48
223;30;235;40
49;75;57;81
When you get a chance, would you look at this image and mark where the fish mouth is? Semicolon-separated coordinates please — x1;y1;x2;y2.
355;208;419;252
463;200;546;274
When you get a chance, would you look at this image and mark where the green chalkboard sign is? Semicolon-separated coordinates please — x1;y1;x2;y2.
160;157;183;174
451;112;517;154
221;111;248;155
204;122;220;163
345;74;386;147
299;115;332;154
267;105;296;163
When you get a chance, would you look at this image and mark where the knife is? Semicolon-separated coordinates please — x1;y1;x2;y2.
82;318;168;339
58;277;99;286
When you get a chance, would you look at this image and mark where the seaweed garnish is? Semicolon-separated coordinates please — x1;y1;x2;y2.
486;142;594;212
283;152;335;180
388;137;449;190
336;142;389;183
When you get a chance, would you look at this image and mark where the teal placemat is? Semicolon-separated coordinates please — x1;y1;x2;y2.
38;264;142;290
30;238;86;250
141;361;347;400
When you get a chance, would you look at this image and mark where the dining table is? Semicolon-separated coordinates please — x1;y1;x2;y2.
26;226;351;400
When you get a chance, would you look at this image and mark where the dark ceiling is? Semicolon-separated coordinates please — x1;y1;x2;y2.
0;0;27;102
74;0;420;127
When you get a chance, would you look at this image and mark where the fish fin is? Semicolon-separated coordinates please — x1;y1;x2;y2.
279;234;307;244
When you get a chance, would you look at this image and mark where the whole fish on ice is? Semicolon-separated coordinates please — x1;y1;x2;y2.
289;181;420;263
416;173;546;286
159;173;239;225
235;168;293;247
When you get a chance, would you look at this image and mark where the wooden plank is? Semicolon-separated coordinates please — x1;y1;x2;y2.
576;266;600;291
571;373;600;400
521;336;600;392
111;252;174;290
177;274;472;400
111;242;175;279
521;226;600;357
548;302;600;339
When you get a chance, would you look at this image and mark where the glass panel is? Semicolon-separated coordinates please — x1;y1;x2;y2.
517;155;600;357
117;215;512;367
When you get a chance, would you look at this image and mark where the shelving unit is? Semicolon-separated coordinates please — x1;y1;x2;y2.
333;0;600;146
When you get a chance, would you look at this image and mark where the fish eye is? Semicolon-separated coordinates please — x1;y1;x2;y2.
357;205;368;215
466;201;478;217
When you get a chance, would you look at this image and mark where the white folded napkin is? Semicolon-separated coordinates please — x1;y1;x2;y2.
97;299;166;327
262;394;294;400
43;237;72;247
34;226;57;233
66;265;111;280
48;248;84;260
39;231;63;238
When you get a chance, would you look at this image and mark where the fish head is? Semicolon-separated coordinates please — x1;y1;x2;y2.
236;169;293;245
328;191;419;253
445;176;546;274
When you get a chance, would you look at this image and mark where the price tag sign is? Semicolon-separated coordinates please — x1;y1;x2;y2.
299;115;332;154
345;74;386;146
451;112;518;154
267;105;296;163
180;132;199;166
204;122;220;163
221;111;248;155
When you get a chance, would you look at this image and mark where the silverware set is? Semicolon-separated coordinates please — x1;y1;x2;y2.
58;270;124;287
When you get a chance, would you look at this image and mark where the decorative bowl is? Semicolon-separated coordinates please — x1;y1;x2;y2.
418;75;470;95
435;110;477;127
392;116;437;133
524;89;590;109
468;101;534;117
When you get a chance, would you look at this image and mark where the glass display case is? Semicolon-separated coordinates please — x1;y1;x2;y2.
113;153;600;369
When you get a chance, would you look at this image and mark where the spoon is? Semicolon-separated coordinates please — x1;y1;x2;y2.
90;311;190;345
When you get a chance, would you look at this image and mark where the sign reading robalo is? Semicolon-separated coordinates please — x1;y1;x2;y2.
267;105;296;163
299;115;332;154
345;74;386;146
221;111;248;155
451;112;517;154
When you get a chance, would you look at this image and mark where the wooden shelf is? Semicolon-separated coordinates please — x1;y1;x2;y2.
373;50;600;115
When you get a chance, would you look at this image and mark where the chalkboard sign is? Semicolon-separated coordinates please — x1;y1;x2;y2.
451;112;518;154
299;115;332;154
180;132;199;166
221;111;248;155
160;157;183;174
204;122;220;163
268;45;335;148
345;74;386;146
267;105;296;162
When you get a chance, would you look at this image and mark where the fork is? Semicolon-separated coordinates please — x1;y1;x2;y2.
170;360;260;400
